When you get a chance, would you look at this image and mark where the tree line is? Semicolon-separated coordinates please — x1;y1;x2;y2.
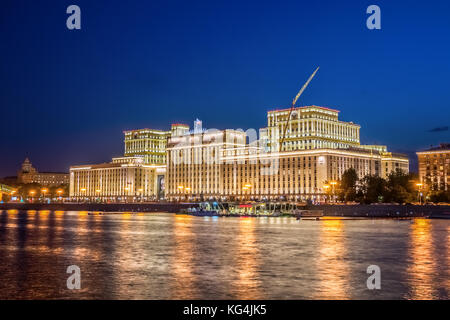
326;168;450;204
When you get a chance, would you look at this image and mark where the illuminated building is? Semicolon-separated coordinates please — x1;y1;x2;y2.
166;128;247;199
69;125;183;201
166;106;409;201
265;106;360;151
417;143;450;191
70;106;409;202
18;158;69;186
70;156;165;201
168;143;390;201
381;152;410;179
124;128;171;164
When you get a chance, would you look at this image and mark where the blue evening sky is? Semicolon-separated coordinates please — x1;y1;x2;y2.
1;0;449;176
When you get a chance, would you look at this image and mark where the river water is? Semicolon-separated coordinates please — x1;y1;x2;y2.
0;210;449;299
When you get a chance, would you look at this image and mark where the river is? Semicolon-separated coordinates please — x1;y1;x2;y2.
0;210;449;299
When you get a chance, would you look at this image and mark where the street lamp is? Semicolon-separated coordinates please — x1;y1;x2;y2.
416;183;423;205
57;189;63;202
29;190;36;203
323;184;330;203
41;188;48;202
124;187;130;203
329;181;337;203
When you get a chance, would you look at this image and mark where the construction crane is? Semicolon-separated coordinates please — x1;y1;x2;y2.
279;66;320;151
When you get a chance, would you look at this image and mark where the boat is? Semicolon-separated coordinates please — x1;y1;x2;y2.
178;201;225;216
178;201;323;218
294;209;324;220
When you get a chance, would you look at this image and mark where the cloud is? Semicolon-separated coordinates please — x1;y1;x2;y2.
428;126;449;133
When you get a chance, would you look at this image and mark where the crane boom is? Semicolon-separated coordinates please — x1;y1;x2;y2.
279;67;319;151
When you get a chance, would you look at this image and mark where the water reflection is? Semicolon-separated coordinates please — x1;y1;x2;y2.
232;218;262;299
407;218;437;299
1;211;450;299
171;215;197;299
315;219;349;299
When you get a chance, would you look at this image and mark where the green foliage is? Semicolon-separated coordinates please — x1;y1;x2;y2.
384;170;417;203
359;175;387;204
429;191;450;203
334;169;429;204
337;168;358;201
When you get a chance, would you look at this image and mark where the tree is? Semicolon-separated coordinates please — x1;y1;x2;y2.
337;168;358;202
385;170;417;203
340;168;358;201
429;190;450;203
359;175;387;204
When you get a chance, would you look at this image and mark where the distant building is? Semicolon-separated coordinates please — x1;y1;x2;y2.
17;158;69;186
70;126;175;201
0;176;18;185
123;128;171;165
69;156;165;201
417;143;450;191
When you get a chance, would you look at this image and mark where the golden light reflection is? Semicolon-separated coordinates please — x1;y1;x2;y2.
78;211;89;217
407;218;437;299
51;210;65;238
24;210;37;230
171;215;197;298
38;210;50;224
72;210;97;260
233;218;263;299
315;219;349;299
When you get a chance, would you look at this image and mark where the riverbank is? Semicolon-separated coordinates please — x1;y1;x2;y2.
0;202;192;213
316;204;450;219
1;202;450;218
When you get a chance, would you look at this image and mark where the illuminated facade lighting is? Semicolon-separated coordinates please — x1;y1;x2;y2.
416;143;450;191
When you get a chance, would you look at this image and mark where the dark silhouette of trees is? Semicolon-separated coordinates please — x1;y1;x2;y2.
337;168;358;201
332;169;427;204
358;175;386;204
